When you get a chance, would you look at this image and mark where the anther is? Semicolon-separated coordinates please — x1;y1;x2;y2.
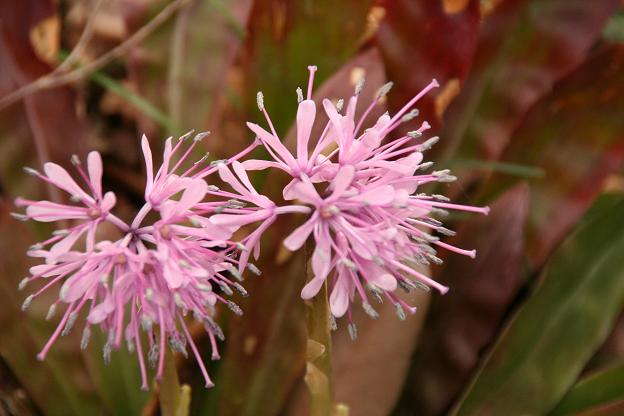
62;312;78;336
247;263;261;276
256;91;265;111
355;77;365;95
179;129;195;141
348;322;358;341
401;109;420;122
194;131;211;142
21;295;34;311
227;300;243;316
18;277;29;291
23;167;40;176
362;302;380;320
335;99;344;112
81;327;91;350
46;304;57;320
377;82;393;99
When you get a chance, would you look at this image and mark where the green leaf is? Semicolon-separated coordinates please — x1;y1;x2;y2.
550;361;624;416
242;0;373;134
452;194;624;416
603;10;624;44
85;328;150;415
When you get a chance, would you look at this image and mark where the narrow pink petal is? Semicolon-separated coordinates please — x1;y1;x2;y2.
345;95;357;120
176;180;207;214
159;137;173;179
43;163;92;202
350;185;395;206
296;100;316;164
49;228;85;261
372;113;392;131
141;134;154;195
246;122;297;168
60;271;96;302
163;255;185;289
101;191;117;211
232;161;258;196
291;180;321;205
394;152;424;175
87;151;103;198
360;128;382;150
283;178;299;200
329;277;350;317
329;164;355;199
87;298;115;324
241;159;285;171
322;99;345;146
283;215;317;251
217;164;249;196
210;210;270;228
26;202;87;222
312;226;331;281
369;272;397;291
301;277;324;300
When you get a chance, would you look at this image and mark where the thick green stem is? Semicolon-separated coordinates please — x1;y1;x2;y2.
305;280;334;416
158;348;191;416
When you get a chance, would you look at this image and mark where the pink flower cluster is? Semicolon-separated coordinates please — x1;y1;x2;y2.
14;65;488;387
221;66;489;337
14;133;292;389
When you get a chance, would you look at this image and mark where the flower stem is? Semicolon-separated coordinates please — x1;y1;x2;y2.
158;348;191;416
305;280;334;416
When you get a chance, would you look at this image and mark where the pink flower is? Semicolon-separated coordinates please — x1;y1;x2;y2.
207;161;310;273
249;67;489;336
15;132;260;389
15;152;123;263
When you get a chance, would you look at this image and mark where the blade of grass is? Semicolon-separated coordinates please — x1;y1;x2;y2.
58;50;180;133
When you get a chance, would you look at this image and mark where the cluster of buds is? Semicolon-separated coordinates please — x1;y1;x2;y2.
14;66;487;387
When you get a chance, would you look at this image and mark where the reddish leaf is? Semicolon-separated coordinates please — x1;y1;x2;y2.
376;0;481;130
439;0;619;162
397;184;529;416
485;44;624;267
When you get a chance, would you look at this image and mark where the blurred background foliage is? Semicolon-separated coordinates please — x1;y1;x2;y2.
1;0;624;415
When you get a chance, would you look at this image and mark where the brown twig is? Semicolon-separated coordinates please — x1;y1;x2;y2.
0;0;190;111
55;0;104;73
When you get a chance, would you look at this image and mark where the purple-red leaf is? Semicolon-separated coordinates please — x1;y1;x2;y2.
440;0;619;162
485;44;624;267
376;0;481;131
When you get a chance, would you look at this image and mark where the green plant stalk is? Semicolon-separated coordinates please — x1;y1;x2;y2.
158;348;191;416
305;280;334;416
